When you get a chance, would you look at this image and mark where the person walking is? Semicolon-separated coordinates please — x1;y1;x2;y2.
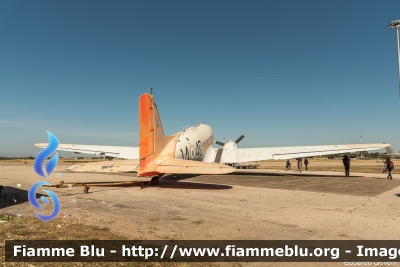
386;158;394;180
304;158;309;171
296;158;302;172
286;159;291;171
343;155;350;177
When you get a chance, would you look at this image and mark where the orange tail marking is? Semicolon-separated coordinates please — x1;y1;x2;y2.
138;93;169;177
139;94;155;159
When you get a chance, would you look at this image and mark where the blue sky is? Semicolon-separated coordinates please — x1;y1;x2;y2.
1;0;400;157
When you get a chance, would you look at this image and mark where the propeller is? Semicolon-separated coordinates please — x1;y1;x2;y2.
215;134;245;146
215;141;226;146
235;134;245;144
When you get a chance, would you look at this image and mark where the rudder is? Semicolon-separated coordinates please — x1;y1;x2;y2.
138;93;167;176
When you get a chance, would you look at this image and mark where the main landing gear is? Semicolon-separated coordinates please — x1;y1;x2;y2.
83;185;90;194
143;176;160;186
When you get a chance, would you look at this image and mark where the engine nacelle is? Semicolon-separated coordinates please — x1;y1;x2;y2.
220;141;238;163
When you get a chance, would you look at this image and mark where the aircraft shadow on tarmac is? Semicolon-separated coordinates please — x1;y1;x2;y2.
155;181;232;190
0;186;46;210
162;173;201;181
79;181;232;190
105;170;366;179
232;170;364;178
48;174;232;195
0;180;231;209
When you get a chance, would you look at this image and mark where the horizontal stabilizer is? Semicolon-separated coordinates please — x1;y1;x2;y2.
65;159;140;172
154;158;234;175
35;143;139;160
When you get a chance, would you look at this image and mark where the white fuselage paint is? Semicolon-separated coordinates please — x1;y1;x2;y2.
174;124;215;161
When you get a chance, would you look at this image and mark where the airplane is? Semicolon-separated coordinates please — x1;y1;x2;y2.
35;93;390;185
383;142;400;158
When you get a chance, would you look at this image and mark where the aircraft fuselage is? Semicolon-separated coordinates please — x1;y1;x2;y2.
174;124;214;161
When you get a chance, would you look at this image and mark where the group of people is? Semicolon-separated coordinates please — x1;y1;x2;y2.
286;158;309;172
343;155;394;179
285;155;395;179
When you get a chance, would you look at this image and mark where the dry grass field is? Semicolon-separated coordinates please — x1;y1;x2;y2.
2;160;400;267
0;159;103;164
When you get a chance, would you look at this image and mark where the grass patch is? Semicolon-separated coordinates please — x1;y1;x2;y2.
0;216;211;267
0;215;127;241
0;214;15;222
0;215;126;266
0;159;103;164
168;216;186;221
191;219;204;225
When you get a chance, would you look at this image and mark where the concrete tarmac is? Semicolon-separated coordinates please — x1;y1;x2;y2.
1;164;400;266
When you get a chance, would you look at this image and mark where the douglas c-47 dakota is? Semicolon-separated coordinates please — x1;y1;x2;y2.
35;93;390;189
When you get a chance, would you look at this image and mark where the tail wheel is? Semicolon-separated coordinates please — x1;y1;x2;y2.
83;185;90;193
150;176;160;185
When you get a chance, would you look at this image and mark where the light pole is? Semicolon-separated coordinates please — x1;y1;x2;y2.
388;20;400;99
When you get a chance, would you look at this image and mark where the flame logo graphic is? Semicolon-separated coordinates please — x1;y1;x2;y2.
29;131;61;221
34;131;59;178
28;181;60;222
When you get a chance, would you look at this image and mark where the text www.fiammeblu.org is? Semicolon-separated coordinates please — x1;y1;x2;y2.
121;245;341;259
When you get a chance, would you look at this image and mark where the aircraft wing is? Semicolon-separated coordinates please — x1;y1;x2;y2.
65;158;234;174
220;143;390;162
65;159;140;172
35;143;139;159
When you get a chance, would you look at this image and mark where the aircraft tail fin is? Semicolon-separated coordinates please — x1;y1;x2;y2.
385;147;397;154
138;93;234;177
383;142;397;154
139;93;169;177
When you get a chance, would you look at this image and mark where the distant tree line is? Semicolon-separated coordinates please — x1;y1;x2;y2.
0;156;34;160
0;156;102;160
327;151;384;159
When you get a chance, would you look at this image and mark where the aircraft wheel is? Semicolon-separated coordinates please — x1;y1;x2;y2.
150;176;160;185
83;185;89;194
